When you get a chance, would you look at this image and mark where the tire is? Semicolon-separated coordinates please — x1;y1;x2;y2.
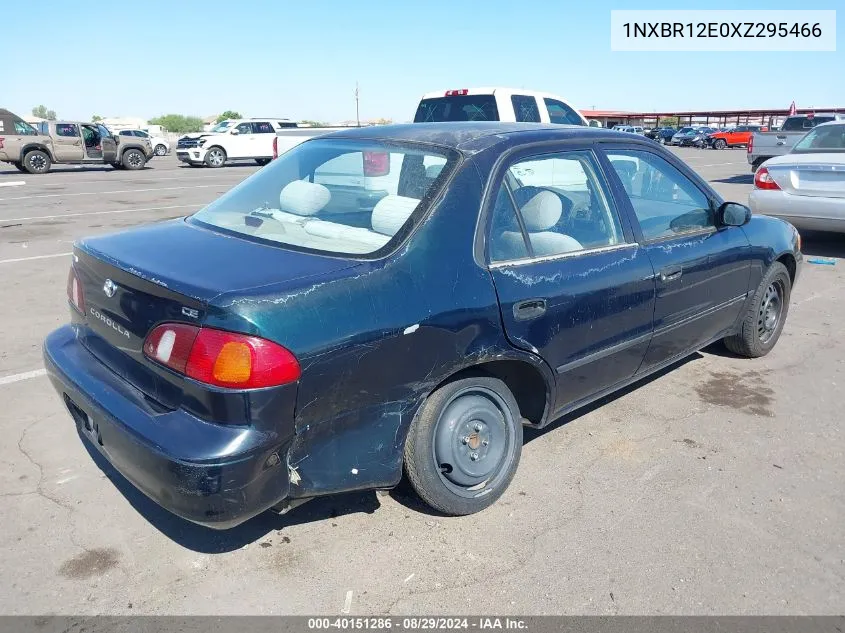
404;375;523;516
713;139;727;150
724;262;791;358
154;144;167;156
22;149;51;174
752;158;766;172
204;146;226;168
122;148;146;170
255;158;271;166
13;162;27;173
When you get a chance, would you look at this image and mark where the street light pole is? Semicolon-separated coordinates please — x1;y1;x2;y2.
355;82;360;127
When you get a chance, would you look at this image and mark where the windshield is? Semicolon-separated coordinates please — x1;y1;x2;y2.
677;127;693;134
792;124;845;153
414;96;499;122
190;138;457;256
210;121;234;133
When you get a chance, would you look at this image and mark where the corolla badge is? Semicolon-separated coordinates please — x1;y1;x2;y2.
103;279;117;298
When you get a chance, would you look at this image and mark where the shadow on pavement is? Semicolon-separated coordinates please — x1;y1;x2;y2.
711;174;754;185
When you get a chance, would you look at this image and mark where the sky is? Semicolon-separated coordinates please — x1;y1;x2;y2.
5;0;842;123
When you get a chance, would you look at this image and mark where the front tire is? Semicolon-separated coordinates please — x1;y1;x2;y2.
204;146;226;168
122;148;146;170
154;144;167;156
404;375;523;516
22;150;51;174
724;262;791;358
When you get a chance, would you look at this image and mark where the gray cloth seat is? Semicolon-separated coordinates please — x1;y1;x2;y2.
500;190;582;258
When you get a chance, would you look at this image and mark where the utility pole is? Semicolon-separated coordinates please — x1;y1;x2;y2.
354;82;360;127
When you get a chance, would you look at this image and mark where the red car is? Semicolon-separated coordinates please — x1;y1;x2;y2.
709;125;767;149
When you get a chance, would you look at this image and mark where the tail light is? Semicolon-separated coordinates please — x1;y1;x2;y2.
445;89;469;96
363;151;390;177
754;166;781;190
66;268;85;314
144;323;300;389
747;135;753;154
272;136;278;159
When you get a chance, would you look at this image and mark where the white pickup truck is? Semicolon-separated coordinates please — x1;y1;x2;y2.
176;118;299;167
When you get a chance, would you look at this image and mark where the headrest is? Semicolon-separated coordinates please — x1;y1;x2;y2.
371;195;420;237
425;164;444;178
520;191;562;231
279;180;330;216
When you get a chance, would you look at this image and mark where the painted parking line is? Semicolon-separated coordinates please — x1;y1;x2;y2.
0;183;227;202
0;203;204;224
0;252;72;265
0;368;47;386
0;181;25;188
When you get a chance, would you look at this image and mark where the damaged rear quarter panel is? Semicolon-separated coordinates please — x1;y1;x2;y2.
209;162;543;498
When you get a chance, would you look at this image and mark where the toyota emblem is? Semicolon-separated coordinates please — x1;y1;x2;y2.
103;279;117;298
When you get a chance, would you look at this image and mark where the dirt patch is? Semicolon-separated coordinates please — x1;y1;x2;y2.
58;547;119;579
695;370;774;416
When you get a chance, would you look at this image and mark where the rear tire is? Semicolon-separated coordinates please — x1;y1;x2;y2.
404;375;523;516
122;148;146;170
204;146;226;168
22;149;51;174
724;262;791;358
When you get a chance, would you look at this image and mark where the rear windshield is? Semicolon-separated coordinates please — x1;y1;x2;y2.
191;138;457;256
414;96;499;122
781;116;835;131
792;124;845;152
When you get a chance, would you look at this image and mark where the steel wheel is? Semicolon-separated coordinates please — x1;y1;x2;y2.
206;147;226;167
154;144;167;156
432;386;514;498
757;280;784;344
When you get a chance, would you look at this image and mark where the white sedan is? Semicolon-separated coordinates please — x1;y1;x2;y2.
118;129;170;157
749;122;845;233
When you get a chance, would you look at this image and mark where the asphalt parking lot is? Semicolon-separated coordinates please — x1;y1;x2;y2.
1;148;843;616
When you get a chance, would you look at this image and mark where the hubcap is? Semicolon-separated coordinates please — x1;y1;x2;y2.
127;152;142;167
433;388;511;492
29;154;46;170
757;281;783;343
209;150;224;166
156;145;166;155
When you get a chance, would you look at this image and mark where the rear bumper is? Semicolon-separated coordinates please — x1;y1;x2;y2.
43;325;292;529
749;190;845;233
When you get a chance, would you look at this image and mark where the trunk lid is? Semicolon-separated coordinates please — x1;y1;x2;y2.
74;217;357;358
765;154;845;198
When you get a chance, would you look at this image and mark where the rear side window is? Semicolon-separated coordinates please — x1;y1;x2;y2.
414;96;499;122
191;139;457;256
511;95;541;123
13;121;38;135
55;123;79;137
253;122;274;133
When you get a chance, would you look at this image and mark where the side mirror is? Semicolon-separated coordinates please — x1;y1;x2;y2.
231;129;240;135
718;202;751;227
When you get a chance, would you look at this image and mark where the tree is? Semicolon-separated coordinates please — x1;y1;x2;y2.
658;116;680;128
299;120;329;127
148;114;205;134
32;105;57;120
373;118;393;125
216;110;242;123
92;115;103;122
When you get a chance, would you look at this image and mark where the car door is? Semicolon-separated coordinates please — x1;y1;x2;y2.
251;121;276;158
602;146;752;371
52;123;84;161
486;146;656;414
99;125;117;163
229;122;255;158
729;126;747;145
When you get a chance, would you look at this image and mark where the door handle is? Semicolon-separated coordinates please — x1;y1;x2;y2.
659;266;683;283
514;299;547;321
